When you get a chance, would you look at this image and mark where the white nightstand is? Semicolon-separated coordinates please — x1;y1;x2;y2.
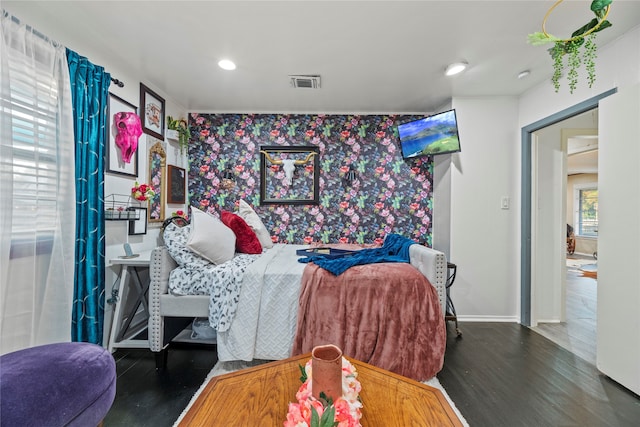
107;250;152;352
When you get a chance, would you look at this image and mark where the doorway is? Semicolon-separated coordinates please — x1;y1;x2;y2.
520;89;615;330
530;115;599;364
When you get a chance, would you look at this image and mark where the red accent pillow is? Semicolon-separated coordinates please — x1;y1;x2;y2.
220;211;263;254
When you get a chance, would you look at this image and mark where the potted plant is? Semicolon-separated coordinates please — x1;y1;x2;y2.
528;0;613;93
166;116;191;154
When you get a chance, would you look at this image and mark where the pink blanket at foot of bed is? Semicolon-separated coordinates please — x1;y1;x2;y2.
292;262;446;381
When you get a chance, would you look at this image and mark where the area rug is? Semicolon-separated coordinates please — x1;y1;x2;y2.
174;359;470;426
566;258;597;269
579;265;597;279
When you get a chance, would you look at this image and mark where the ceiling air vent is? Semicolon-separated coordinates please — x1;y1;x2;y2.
289;75;321;89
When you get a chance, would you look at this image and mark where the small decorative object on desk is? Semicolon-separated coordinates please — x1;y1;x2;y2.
131;181;155;202
284;345;362;427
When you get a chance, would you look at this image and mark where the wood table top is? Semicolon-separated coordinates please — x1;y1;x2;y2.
178;353;463;426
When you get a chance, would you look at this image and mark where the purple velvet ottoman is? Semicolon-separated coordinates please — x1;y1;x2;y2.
0;342;116;427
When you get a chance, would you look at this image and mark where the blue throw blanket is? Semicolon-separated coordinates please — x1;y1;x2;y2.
297;233;416;275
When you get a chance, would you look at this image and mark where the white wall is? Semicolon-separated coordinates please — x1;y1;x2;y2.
519;25;640;126
446;97;520;321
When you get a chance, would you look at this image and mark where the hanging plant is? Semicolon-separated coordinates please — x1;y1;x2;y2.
166;116;191;154
528;0;613;94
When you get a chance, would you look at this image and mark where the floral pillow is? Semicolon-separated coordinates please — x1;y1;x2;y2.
237;199;273;249
221;210;262;254
162;223;210;268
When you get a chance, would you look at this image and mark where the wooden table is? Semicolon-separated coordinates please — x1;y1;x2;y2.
178;353;463;426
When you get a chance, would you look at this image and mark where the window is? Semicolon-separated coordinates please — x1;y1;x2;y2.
578;188;598;237
1;27;73;254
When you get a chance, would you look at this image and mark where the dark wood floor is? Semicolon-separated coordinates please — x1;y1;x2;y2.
105;323;640;426
439;323;640;427
105;343;217;427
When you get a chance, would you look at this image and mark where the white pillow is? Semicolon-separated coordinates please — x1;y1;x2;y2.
163;223;211;268
186;207;236;264
238;200;273;249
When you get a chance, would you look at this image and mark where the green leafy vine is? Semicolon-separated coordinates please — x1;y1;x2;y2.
528;0;613;94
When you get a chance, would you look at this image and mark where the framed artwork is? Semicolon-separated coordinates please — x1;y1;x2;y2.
260;145;320;205
167;165;186;204
140;83;165;140
148;141;166;223
128;207;147;235
106;93;139;177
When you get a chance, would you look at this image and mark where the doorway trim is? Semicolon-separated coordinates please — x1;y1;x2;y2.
520;88;616;326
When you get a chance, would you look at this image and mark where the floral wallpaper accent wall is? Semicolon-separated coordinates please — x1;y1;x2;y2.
188;113;433;246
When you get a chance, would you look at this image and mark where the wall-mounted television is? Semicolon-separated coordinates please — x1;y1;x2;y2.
397;109;461;159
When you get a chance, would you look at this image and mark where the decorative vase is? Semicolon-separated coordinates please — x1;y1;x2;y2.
311;344;343;402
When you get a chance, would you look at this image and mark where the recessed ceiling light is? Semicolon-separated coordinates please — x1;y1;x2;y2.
218;59;236;70
517;70;531;79
444;62;468;77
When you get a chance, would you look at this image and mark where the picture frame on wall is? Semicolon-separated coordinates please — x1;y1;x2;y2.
106;93;139;177
259;145;320;205
140;83;165;140
128;207;147;235
148;141;166;223
167;165;186;204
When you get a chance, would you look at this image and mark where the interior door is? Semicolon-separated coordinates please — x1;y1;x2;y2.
531;126;567;326
597;83;640;395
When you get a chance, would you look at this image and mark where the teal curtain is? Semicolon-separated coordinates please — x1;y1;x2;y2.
67;49;110;343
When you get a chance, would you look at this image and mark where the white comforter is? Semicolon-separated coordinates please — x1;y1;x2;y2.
216;244;308;361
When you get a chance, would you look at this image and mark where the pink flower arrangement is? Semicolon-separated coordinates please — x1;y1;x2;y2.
131;182;155;202
284;357;362;427
172;210;188;219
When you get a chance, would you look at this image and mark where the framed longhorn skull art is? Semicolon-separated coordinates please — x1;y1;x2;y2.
106;93;140;177
259;145;320;205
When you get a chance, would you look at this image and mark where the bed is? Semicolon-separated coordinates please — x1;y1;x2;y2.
148;214;448;381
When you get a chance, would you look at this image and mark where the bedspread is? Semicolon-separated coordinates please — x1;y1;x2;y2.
168;255;260;332
292;262;446;381
216;244;308;361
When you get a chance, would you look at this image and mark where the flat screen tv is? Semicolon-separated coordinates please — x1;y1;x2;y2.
397;109;461;159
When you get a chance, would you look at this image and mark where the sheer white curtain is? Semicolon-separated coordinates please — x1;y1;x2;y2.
0;11;75;354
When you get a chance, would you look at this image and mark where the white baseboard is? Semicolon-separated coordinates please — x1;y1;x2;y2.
453;315;519;323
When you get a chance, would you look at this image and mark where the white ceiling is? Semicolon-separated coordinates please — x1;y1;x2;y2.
568;148;598;175
4;1;640;113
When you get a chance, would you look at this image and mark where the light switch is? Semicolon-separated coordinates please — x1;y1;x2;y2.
501;196;510;210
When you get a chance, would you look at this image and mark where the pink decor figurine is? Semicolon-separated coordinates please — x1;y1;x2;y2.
114;112;142;163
